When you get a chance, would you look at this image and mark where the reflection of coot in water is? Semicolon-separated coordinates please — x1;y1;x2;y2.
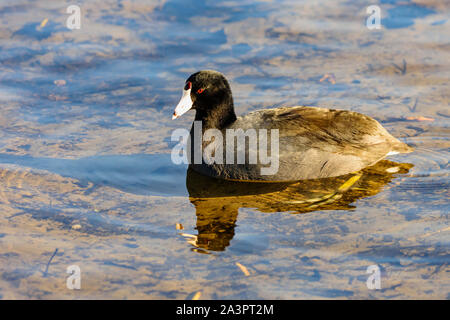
186;160;413;251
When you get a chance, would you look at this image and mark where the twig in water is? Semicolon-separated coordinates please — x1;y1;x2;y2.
43;248;58;277
392;59;407;75
407;98;419;112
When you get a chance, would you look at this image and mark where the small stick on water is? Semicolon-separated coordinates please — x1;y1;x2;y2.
407;98;418;112
236;262;251;276
392;59;407;75
39;18;48;29
43;248;58;277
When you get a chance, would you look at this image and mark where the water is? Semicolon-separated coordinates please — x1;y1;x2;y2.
0;0;448;299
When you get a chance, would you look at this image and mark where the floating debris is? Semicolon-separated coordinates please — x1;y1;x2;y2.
392;59;407;75
235;262;250;276
39;18;48;29
319;73;336;84
406;116;434;121
43;248;58;277
71;224;81;230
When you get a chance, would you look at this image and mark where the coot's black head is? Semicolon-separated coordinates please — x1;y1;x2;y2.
172;70;236;129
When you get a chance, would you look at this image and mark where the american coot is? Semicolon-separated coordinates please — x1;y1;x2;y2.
172;70;413;182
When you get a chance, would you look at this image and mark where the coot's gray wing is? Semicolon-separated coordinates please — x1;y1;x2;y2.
227;106;412;180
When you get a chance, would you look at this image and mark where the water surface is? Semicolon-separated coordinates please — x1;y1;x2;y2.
0;0;448;299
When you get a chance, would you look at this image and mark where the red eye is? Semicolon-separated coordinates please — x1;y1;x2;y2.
197;88;205;94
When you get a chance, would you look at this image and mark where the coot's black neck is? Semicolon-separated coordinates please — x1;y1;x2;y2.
194;97;237;131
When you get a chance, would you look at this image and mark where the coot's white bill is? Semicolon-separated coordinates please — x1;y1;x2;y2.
173;87;192;119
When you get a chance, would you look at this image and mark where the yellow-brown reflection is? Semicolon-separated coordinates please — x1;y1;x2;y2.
185;160;413;252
